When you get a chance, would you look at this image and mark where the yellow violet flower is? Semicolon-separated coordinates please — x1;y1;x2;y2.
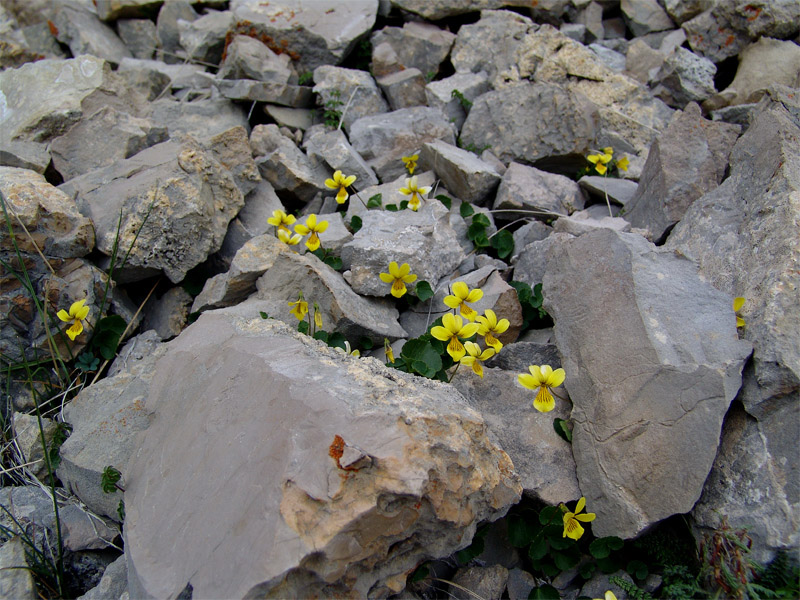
561;496;596;540
313;303;323;329
343;341;360;357
587;150;613;175
431;313;480;361
460;341;495;378
324;170;357;204
384;338;395;363
288;292;308;320
615;155;630;172
379;261;417;298
267;209;296;233
294;214;329;252
734;297;745;328
399;176;431;211
518;364;566;413
475;309;510;351
277;228;302;246
57;299;90;341
401;153;418;175
444;281;484;321
594;593;618;600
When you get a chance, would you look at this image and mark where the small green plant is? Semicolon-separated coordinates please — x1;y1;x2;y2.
457;201;515;259
451;89;473;110
456;137;491;155
609;575;655;599
298;71;314;85
322;89;344;128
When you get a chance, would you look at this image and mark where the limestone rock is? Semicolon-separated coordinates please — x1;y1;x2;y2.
425;71;490;130
78;554;128;600
543;229;752;539
513;233;573;289
494;163;586;220
419;141;501;206
148;97;248;139
552;209;632;235
177;9;233;65
141;286;192;341
578;175;638;208
620;0;674;37
304;128;379;189
59;138;244;283
511;221;552;263
11;411;57;480
349;107;457;182
371;21;456;77
116;57;202;99
663;0;710;24
155;0;197;63
391;0;551;21
96;0;168;21
450;565;509;600
0;140;51;174
625;38;665;84
652;47;717;108
215;78;312;107
51;2;132;65
0;538;36;600
124;313;521;598
116;18;158;59
313;65;389;133
624;102;740;242
377;68;427;111
217;34;295;84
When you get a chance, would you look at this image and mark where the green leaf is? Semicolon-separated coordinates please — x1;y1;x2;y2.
472;213;491;228
597;555;623;574
589;536;623;559
313;330;328;343
327;332;346;350
409;563;429;583
349;215;362;233
548;535;574;551
529;584;560;600
508;515;536;547
324;255;342;270
75;352;100;373
386;204;399;212
553;549;580;570
459;202;475;218
90;314;127;360
579;562;596;579
401;339;442;378
297;321;309;334
528;536;548;560
414;280;434;302
553;418;573;443
101;466;122;494
490;229;514;259
259;311;270;320
467;222;490;246
435;194;452;209
358;336;374;351
367;193;382;209
399;200;409;210
510;280;533;304
627;559;648;580
539;505;562;526
455;535;485;564
117;499;125;522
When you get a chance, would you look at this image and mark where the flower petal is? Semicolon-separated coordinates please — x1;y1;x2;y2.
379;272;395;283
575;496;586;513
57;309;71;323
391;280;407;298
576;512;596;522
451;281;469;300
518;373;538;390
443;295;461;310
733;297;745;312
324;178;337;189
533;386;555;412
430;326;451;342
548;368;566;388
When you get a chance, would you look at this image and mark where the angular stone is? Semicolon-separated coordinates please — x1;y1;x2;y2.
620;0;674;37
552;209;632;235
624;103;740;241
371;21;455;78
117;18;158;60
377;68;427;111
494;163;585;220
148;97;248;139
124;312;520;598
218;34;295;83
392;0;552;20
251;124;329;203
513;233;572;289
544;229;752;539
0;538;36;600
0;140;50;174
265;105;314;130
60;138;244;283
216;82;312;109
349;107;457;182
450;565;509;600
312;66;388;133
625;38;665;84
303;128;379;189
425;71;491;130
576;1;603;41
204;126;261;196
95;0;167;21
420;140;501;205
663;0;710;24
51;3;132;64
369;41;400;78
578;175;638;207
116;57;198;99
652;47;717;108
666;87;800;417
78;555;128;600
461;83;598;166
230;0;378;72
588;43;627;73
177;9;233;65
50;106;168;181
341;201;466;298
511;221;552;262
141;286;192;341
0;166;94;258
343;170;437;222
155;0;197;63
11;411;57;480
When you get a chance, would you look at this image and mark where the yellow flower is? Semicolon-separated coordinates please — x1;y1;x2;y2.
734;296;745;328
57;299;90;341
561;496;596;540
475;309;510;351
267;209;296;233
288;293;308;320
430;313;480;361
444;281;483;321
594;593;618;600
587;150;613;175
324;170;357;204
294;214;329;252
460;341;495;378
615;155;629;172
344;341;360;357
401;153;418;175
384;338;395;363
518;364;566;413
314;303;323;329
399;176;431;211
277;228;302;246
379;261;417;298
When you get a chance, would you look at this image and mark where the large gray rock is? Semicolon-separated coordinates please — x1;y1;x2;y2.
177;9;233;65
124;313;521;598
230;0;378;72
419;141;501;206
60;137;245;283
624;103;740;241
51;2;132;64
425;71;491;130
78;554;128;600
218;34;296;83
620;0;674;37
155;0;197;63
0;538;35;600
651;47;717;108
371;21;456;77
116;57;205;99
312;66;389;133
391;0;557;21
543;229;751;539
117;18;159;60
666;86;800;418
148;97;248;139
376;68;427;111
493;162;585;220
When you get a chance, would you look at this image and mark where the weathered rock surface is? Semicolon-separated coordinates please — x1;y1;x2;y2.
543;229;752;539
377;68;428;112
78;554;127;600
0;537;36;599
177;8;233;65
621;0;674;37
124;313;521;598
313;65;389;132
304;128;379;189
140;286;192;341
651;47;717;108
493;162;585;219
419;141;501;205
51;2;132;65
371;21;456;77
425;71;490;130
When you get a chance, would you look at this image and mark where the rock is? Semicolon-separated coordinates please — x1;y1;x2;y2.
663;0;710;24
425;71;490;130
50;106;168;181
552;209;632;235
60;137;244;284
0;537;36;599
485;340;561;373
141;287;192;341
494;163;586;221
624;102;740;242
202;126;261;197
506;567;537;600
588;42;627;73
419;141;501;205
460;83;598;167
11;411;58;480
255;251;407;342
371;21;456;77
349;107;457;182
578;175;638;208
0;140;50;174
692;402;799;563
177;9;233;65
377;68;427;111
124;313;521;598
51;3;132;65
620;0;674;36
117;18;158;60
392;0;555;21
251;124;329;203
341;201;466;298
0;167;94;258
625;38;664;83
155;0;197;63
665;87;800;417
148;97;248;139
217;34;295;83
576;1;603;41
95;0;169;21
513;233;573;289
78;554;127;600
543;229;752;539
230;0;378;72
652;47;717;108
312;65;389;133
304;128;379;189
580;570;634;600
108;329;163;377
58;341;168;520
216;79;312;107
450;565;509;600
511;221;552;262
265;105;314;130
116;57;201;99
453;367;581;505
